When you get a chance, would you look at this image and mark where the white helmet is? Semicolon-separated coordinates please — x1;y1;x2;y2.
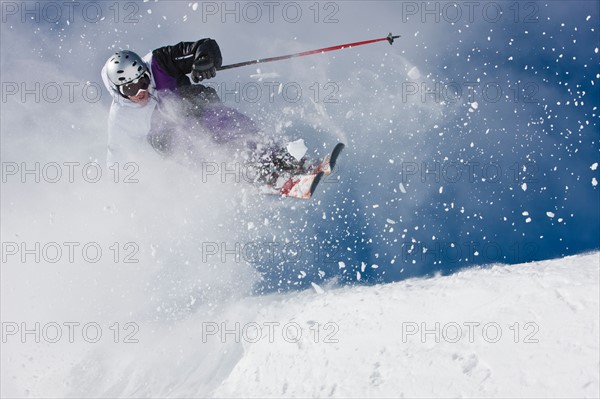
105;50;148;86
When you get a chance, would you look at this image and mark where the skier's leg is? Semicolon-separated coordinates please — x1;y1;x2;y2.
243;139;315;188
200;103;260;144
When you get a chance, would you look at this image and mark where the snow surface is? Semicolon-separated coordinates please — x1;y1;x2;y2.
2;253;598;398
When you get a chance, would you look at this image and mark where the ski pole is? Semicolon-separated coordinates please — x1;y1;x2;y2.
218;33;400;71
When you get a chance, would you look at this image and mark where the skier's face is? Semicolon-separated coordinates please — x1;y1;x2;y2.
128;90;150;106
119;72;151;106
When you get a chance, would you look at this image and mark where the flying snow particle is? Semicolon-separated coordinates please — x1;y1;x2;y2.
546;212;555;218
192;2;199;11
338;261;346;269
521;182;528;191
522;211;529;216
593;177;598;187
525;217;532;223
591;162;598;171
407;66;420;79
439;186;444;194
399;183;407;193
356;271;362;281
310;282;324;294
286;139;307;161
361;262;366;272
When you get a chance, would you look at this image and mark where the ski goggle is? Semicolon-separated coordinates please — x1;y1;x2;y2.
118;72;151;97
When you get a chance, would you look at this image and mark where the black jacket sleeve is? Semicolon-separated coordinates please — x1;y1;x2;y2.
152;39;222;83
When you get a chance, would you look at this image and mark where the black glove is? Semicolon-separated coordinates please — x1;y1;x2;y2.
191;55;216;83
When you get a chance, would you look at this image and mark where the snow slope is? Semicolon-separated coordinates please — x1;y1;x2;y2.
214;253;600;398
4;252;598;398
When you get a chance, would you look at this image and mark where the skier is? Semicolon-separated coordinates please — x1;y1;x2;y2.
101;38;341;197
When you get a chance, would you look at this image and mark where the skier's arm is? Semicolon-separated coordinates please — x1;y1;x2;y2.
152;39;222;83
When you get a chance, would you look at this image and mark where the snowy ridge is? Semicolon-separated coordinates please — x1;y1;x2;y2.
211;252;599;398
13;252;594;398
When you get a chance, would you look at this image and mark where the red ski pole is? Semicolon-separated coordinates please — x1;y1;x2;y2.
218;33;400;71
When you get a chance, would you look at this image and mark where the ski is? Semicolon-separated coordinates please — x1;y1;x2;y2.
260;143;345;200
281;171;325;199
313;143;345;176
